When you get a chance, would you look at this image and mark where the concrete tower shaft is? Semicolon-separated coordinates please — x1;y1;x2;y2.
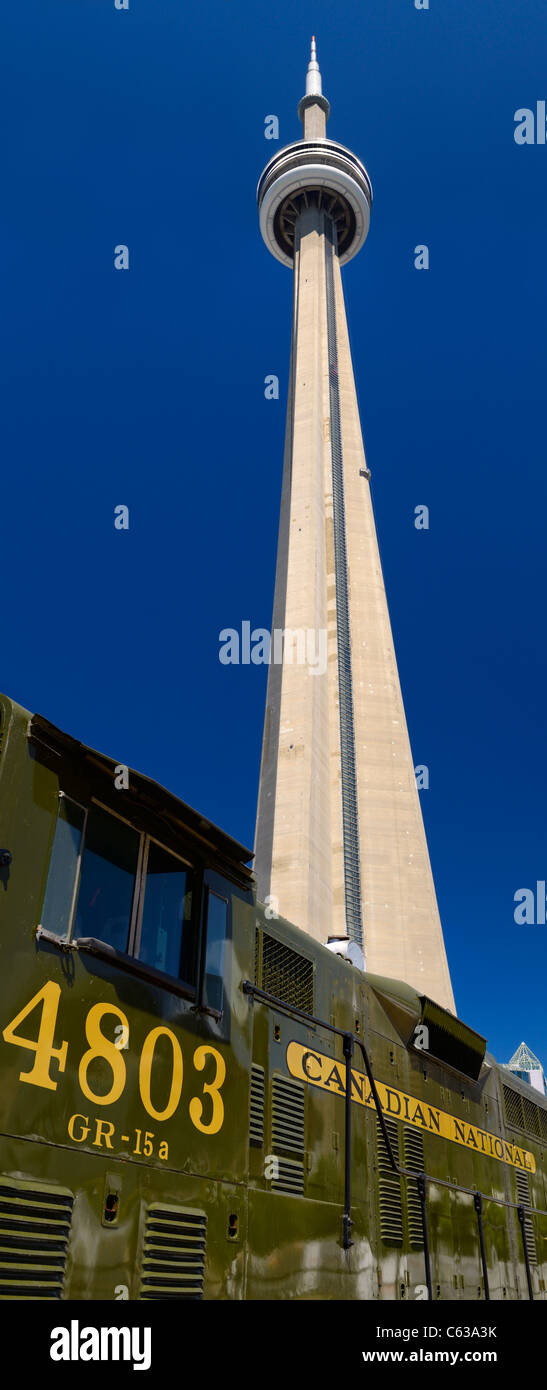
254;43;456;1013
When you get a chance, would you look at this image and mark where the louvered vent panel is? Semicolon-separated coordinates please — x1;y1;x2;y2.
0;1178;73;1299
503;1085;523;1130
249;1064;265;1147
503;1083;545;1141
376;1118;403;1246
403;1128;425;1251
140;1206;207;1299
272;1075;305;1155
522;1096;541;1138
271;1158;305;1195
254;928;260;985
515;1173;537;1266
260;934;314;1014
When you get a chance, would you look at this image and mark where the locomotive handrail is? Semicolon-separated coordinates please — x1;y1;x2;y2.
243;979;545;1298
474;1193;490;1300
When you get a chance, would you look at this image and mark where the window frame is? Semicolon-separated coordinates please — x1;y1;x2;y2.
197;874;232;1018
130;833;197;986
60;791;89;945
53;795;145;951
39;793;228;1011
89;796;150;955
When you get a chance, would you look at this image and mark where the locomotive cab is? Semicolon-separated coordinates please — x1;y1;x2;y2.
27;708;254;1034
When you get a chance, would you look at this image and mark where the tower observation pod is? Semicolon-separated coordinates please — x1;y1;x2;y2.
255;42;456;1014
258;38;372;267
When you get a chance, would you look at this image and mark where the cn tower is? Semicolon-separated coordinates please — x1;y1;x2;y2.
254;41;455;1012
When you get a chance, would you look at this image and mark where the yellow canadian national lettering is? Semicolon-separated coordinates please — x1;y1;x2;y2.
286;1040;536;1174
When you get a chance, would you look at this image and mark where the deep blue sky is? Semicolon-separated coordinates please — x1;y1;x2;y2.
2;0;546;1068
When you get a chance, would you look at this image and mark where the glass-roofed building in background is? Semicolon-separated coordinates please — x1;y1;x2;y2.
505;1042;547;1096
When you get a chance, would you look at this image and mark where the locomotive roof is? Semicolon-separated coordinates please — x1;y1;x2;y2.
28;708;254;886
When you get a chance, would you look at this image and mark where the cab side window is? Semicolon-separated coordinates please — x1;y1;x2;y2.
40;795;230;1013
40;797;197;991
203;890;229;1013
74;804;140;952
40;795;86;941
137;842;197;986
42;797;140;955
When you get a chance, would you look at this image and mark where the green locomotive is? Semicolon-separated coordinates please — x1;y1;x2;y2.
0;692;545;1300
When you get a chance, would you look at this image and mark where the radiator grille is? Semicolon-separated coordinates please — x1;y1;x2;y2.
272;1075;305;1155
271;1158;305;1195
0;1178;73;1299
376;1118;403;1246
403;1128;425;1250
516;1172;537;1266
258;932;314;1014
503;1084;523;1129
140;1206;207;1299
249;1064;265;1147
503;1082;546;1140
254;927;260;986
522;1096;541;1138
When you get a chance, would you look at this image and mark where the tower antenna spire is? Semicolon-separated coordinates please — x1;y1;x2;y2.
306;35;323;96
296;34;330;135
